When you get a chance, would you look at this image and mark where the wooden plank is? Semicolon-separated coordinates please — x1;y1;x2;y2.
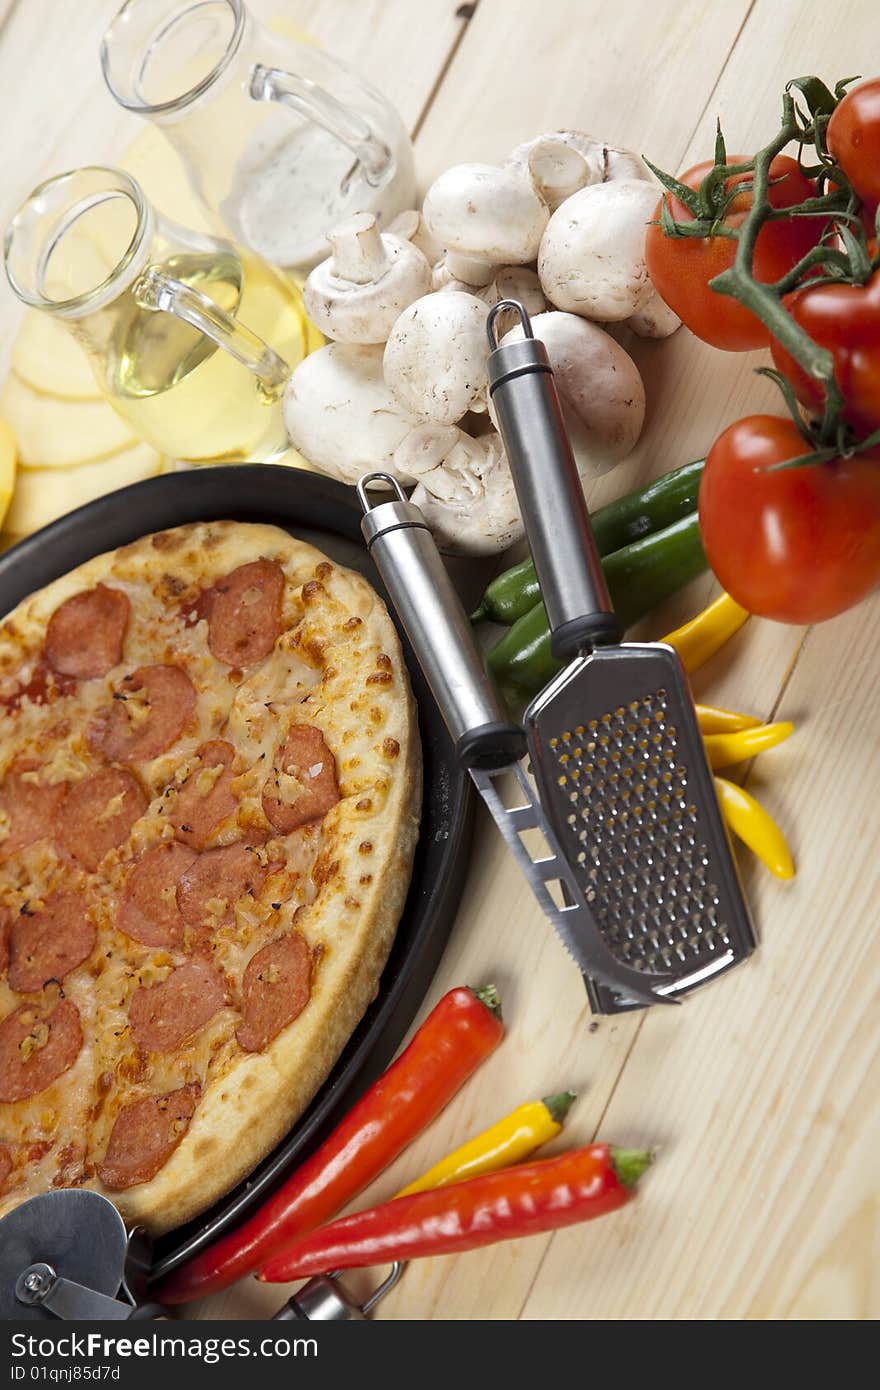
524;597;880;1319
413;0;754;183
517;0;880;1320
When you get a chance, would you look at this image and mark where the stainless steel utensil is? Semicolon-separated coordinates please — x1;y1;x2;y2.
0;1189;399;1320
486;300;756;1012
358;472;670;1007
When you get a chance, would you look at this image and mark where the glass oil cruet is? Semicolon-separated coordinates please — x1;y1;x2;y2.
101;0;416;272
4;166;306;464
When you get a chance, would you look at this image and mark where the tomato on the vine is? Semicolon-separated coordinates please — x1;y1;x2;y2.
699;415;880;623
770;269;880;439
827;78;880;214
645;155;823;351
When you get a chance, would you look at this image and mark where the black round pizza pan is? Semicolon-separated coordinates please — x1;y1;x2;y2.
0;465;474;1281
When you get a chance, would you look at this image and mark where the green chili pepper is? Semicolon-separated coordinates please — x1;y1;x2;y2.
487;511;707;709
471;458;706;625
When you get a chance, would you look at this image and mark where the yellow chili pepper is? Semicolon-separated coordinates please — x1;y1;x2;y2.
662;592;750;673
696;703;761;735
715;777;795;879
395;1091;575;1197
703;720;794;770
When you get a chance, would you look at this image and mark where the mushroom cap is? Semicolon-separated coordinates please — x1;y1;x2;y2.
627;285;682;338
422;162;549;266
498;310;645;475
303;229;431;345
401;426;524;555
538;179;659;321
383;291;490;426
283;342;421;484
387;209;446;267
508;131;651;207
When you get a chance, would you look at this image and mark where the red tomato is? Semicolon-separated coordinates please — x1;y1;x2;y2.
645;156;822;350
769;270;880;438
827;78;880;214
699;415;880;623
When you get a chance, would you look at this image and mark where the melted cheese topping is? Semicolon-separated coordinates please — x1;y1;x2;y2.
0;522;413;1219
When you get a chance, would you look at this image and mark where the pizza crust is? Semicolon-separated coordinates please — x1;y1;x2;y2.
0;521;421;1233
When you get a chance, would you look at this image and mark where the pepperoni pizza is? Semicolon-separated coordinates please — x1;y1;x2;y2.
0;522;420;1233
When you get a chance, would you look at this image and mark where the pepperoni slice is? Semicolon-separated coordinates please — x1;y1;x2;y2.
96;1083;200;1191
236;931;312;1053
129;960;226;1053
207;559;284;667
8;892;96;993
0;904;10;977
59;768;147;872
0;758;68;861
169;740;238;849
0;1144;12;1193
262;725;340;833
45;585;130;680
176;842;268;934
117;842;196;948
0;997;83;1103
90;665;196;763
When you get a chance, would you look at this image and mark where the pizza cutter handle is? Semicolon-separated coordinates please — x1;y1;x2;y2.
358;473;526;770
486;300;621;662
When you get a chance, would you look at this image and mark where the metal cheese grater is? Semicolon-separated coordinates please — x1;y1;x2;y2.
486;300;756;1013
359;473;673;1007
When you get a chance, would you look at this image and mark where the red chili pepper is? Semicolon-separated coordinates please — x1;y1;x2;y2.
160;985;504;1303
257;1144;652;1282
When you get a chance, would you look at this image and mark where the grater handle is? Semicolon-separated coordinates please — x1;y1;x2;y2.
358;475;526;770
486;300;620;662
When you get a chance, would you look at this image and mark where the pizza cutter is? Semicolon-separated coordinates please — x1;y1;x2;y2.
0;1189;167;1320
0;1190;401;1321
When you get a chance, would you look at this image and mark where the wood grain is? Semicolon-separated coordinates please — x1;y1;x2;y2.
0;0;876;1322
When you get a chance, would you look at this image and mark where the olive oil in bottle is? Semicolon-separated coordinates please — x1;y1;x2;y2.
107;248;305;463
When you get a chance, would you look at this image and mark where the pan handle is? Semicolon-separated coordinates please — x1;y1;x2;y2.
486;301;620;662
358;475;525;770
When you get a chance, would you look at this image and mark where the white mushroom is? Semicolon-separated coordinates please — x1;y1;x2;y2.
383;291;490;425
483;267;546;318
508;131;651;207
422;162;549;286
386;209;445;267
497;311;645;477
398;426;523;555
283;342;423;484
627;285;682;338
282;341;521;555
430;258;477;294
303;212;431;345
432;263;546;321
538;179;659;321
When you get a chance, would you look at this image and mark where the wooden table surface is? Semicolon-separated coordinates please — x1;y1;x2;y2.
1;0;877;1321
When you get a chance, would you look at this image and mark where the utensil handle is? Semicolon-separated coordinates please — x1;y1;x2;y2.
486;301;620;661
133;267;289;396
251;64;393;188
358;475;525;770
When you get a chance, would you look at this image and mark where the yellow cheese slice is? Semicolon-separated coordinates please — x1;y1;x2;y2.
1;372;137;469
11;312;102;401
5;440;162;536
0;416;17;529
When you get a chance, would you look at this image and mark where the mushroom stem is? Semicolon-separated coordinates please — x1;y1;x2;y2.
444;251;497;287
329;212;389;285
526;139;592;211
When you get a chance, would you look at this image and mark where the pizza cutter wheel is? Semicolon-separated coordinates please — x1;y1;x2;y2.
0;1191;402;1320
0;1189;165;1321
